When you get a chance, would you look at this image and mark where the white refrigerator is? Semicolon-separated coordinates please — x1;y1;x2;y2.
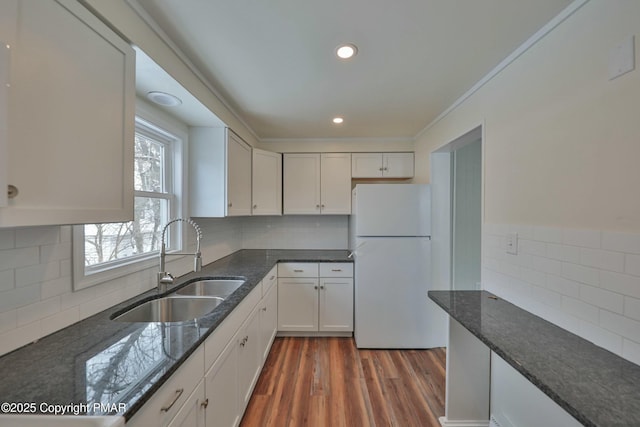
350;184;446;348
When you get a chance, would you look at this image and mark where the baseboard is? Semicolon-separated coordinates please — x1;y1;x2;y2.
439;416;490;427
276;331;353;338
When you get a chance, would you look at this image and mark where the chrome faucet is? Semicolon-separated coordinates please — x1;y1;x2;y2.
158;218;203;293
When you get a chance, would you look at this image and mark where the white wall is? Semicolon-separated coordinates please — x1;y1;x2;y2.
415;0;640;364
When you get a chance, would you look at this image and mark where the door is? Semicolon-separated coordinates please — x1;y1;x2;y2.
319;278;353;332
277;278;319;331
283;153;321;214
252;149;282;215
226;132;252;216
355;237;445;348
320;153;351;214
354;184;430;237
167;381;206;427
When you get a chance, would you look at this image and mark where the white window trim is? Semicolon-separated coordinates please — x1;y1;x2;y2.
73;98;188;290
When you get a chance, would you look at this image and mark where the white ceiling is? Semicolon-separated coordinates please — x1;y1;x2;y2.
134;0;573;141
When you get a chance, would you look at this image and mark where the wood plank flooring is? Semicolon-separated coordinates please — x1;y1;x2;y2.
240;337;446;427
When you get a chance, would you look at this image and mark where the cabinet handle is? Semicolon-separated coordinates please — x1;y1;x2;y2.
201;398;209;409
331;269;342;272
269;276;275;280
294;269;304;273
253;204;257;209
7;185;18;199
262;307;267;312
160;388;184;412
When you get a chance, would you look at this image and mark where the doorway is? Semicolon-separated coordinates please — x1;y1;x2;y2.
430;126;482;291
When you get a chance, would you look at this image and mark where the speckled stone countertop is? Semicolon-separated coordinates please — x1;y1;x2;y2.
428;290;640;427
0;249;351;421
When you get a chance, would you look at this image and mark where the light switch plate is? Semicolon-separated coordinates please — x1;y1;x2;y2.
506;232;518;255
609;35;635;80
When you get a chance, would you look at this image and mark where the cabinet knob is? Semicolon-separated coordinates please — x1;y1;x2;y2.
228;202;233;207
379;167;384;171
201;398;209;409
262;307;267;312
253;204;257;209
321;204;325;208
7;185;18;199
383;167;388;171
320;285;325;290
314;286;318;290
316;204;320;209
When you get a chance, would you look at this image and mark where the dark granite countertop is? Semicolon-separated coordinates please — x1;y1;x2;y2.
428;290;640;427
0;249;351;421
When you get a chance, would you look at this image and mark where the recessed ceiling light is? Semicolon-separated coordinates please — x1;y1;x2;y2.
147;91;182;107
333;117;344;124
336;43;358;60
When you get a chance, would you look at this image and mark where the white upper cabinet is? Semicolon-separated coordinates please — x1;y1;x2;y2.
351;152;414;178
0;0;135;227
252;148;282;215
283;153;351;215
190;127;252;217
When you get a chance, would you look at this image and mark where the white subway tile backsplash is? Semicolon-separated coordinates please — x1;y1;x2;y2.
0;321;41;356
16;297;61;327
484;223;640;366
600;310;640;343
532;226;563;244
562;262;600;286
563;296;599;323
579;247;625;273
15;262;60;288
625;254;640;277
562;229;601;249
40;307;79;337
580;285;623;314
0;247;39;271
0;284;41;312
0;310;16;334
40;276;72;299
602;231;640;255
15;226;60;248
39;241;72;263
0;230;15;250
0;269;14;293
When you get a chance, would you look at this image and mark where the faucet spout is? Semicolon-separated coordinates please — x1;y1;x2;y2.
158;218;203;293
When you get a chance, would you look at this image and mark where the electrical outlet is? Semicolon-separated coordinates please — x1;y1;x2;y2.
506;232;518;255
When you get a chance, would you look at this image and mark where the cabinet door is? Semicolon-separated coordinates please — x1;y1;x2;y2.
259;283;278;362
319;278;354;332
320;153;351;214
167;380;206;427
252;149;282;215
277;278;319;331
0;0;135;227
238;306;262;411
205;337;241;427
227;131;252;216
351;153;383;178
283;153;321;214
383;153;414;178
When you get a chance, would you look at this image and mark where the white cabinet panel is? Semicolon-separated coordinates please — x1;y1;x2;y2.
167;380;206;427
237;306;261;411
277;278;319;331
259;283;278;362
205;336;240;427
0;0;135;226
319;278;353;332
320;153;351;214
190;127;252;217
252;148;282;215
277;262;318;278
351;152;414;178
283;153;321;214
283;153;351;215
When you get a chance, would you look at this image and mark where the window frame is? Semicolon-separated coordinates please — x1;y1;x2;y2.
73;100;187;290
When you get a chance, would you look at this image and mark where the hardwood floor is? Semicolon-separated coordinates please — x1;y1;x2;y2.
240;337;446;427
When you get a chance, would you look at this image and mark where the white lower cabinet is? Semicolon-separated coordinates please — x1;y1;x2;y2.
168;380;206;427
277;263;353;334
128;268;279;427
127;348;205;427
204;332;240;427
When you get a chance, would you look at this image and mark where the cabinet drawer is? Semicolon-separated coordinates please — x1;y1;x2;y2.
262;265;278;295
319;263;353;277
127;347;204;427
278;263;318;278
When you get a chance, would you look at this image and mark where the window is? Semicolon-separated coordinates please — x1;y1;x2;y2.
74;112;185;290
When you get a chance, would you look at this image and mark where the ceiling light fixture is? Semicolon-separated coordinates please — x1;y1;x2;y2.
336;43;358;60
147;91;182;107
332;117;344;124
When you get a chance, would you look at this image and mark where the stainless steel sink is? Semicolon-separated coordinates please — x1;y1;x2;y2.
174;279;245;298
112;296;224;323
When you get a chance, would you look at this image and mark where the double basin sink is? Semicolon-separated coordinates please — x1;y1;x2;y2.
112;278;245;323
